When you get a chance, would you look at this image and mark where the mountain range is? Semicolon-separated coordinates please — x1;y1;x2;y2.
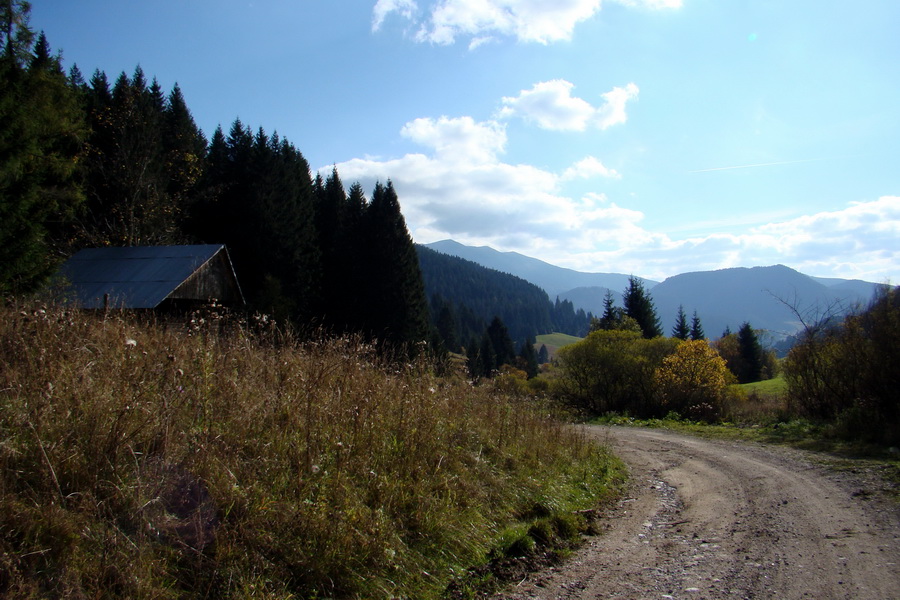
423;239;883;340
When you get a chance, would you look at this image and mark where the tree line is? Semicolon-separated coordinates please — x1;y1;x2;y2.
1;5;431;348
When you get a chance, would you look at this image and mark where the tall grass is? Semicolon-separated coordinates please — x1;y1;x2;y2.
0;304;621;599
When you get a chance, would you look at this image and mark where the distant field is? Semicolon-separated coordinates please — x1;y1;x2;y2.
736;374;787;398
536;333;583;360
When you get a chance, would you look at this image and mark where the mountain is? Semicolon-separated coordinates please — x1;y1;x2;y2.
424;239;656;299
648;265;878;340
416;245;592;346
424;241;883;341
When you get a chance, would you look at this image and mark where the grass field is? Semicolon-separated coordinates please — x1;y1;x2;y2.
536;333;583;360
0;304;623;599
736;373;787;399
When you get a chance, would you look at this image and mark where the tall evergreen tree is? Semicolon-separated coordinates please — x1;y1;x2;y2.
162;83;206;213
736;322;764;383
690;310;705;341
358;181;430;349
672;305;690;340
1;20;85;294
189;119;320;323
478;332;496;378
77;66;176;246
597;290;619;330
537;344;549;365
434;297;461;353
486;316;516;368
0;0;34;65
623;276;663;338
518;336;539;378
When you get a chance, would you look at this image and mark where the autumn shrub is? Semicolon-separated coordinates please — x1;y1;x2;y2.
784;285;899;443
0;302;622;599
553;330;678;417
654;340;731;421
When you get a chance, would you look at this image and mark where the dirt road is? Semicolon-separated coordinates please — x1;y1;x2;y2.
493;426;900;600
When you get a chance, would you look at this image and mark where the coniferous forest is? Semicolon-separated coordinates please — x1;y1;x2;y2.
0;6;592;353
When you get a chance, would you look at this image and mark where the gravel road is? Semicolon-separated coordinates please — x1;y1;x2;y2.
493;426;900;600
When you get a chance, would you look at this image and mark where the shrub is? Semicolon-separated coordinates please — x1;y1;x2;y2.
784;286;900;443
554;330;678;417
654;340;730;421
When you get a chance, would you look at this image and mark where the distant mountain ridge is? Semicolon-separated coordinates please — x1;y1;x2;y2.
424;240;882;339
425;239;657;298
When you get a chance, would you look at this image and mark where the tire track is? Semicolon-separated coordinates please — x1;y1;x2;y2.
493;426;900;600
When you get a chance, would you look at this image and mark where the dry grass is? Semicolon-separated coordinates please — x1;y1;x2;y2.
0;303;621;599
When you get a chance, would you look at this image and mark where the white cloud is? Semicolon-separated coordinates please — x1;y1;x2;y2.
595;83;640;129
372;0;418;31
372;0;679;46
499;80;639;131
322;113;898;283
563;156;621;180
400;116;507;163
611;0;683;9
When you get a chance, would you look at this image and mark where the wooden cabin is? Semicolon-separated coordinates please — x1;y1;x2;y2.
56;245;244;310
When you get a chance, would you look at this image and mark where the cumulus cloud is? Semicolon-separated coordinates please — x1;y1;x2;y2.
400;116;507;163
499;80;639;131
562;156;621;180
372;0;417;31
323;113;898;282
372;0;679;45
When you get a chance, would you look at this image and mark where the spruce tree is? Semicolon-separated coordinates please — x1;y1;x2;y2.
486;316;516;368
623;276;662;338
736;322;764;383
672;305;690;340
518;336;539;378
359;181;430;349
595;290;620;330
537;344;549;364
690;310;706;340
1;21;85;294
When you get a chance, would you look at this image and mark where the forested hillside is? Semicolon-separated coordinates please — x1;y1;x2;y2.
417;245;592;349
0;8;429;348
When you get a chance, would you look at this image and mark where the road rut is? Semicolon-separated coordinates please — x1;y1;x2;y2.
493;426;900;600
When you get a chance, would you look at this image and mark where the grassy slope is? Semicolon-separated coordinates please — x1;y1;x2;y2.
535;333;583;361
0;305;623;599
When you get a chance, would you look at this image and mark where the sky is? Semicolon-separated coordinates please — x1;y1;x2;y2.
32;0;899;283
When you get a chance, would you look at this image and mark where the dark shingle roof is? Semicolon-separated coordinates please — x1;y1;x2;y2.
58;245;238;309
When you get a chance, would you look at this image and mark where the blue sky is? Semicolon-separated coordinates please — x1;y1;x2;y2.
32;0;899;282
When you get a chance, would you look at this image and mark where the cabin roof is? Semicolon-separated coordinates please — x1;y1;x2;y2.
57;244;243;309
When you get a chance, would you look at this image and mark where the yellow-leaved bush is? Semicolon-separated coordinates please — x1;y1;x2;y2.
654;340;731;420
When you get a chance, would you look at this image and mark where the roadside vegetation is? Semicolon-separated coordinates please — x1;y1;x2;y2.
544;285;899;452
0;303;625;599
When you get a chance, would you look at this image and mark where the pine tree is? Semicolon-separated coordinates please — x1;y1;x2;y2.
672;305;690;340
518;336;539;378
623;276;662;338
690;310;705;341
537;344;549;364
79;66;174;246
0;0;34;66
486;316;516;368
358;181;430;349
1;21;85;294
434;298;460;353
595;290;619;330
163;83;206;215
736;322;764;383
